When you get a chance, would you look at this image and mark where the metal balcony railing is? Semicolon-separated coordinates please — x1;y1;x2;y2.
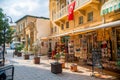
53;0;91;21
0;65;14;80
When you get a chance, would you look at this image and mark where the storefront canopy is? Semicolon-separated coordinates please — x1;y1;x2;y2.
51;20;120;37
73;20;120;33
101;0;120;15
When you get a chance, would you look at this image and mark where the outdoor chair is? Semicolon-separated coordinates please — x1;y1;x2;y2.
0;65;14;80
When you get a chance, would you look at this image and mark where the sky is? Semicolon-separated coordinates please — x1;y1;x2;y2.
0;0;49;22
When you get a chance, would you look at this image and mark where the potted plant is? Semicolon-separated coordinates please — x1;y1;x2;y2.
23;47;30;60
15;43;24;57
54;53;61;63
60;51;65;62
60;51;65;68
32;40;40;64
51;53;62;74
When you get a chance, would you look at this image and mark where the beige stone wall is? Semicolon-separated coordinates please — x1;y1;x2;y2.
40;40;49;54
35;18;50;54
16;16;50;52
49;0;120;36
36;19;50;39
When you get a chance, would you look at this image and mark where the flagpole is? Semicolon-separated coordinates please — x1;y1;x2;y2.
65;0;76;69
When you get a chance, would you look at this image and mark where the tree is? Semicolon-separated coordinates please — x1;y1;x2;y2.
0;8;14;45
0;8;14;65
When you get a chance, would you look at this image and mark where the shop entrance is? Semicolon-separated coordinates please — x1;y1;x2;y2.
116;29;120;59
86;33;94;65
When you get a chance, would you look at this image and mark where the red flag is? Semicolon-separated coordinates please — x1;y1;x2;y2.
68;1;76;21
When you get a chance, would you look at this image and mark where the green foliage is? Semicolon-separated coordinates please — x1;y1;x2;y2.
117;59;120;67
60;52;65;57
54;52;65;62
23;47;27;52
0;8;14;45
16;43;24;52
23;47;28;54
54;53;61;62
54;53;61;59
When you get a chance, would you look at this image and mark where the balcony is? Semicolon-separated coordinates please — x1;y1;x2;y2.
53;0;99;21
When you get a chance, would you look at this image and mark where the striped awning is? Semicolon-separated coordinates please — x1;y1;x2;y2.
101;0;120;15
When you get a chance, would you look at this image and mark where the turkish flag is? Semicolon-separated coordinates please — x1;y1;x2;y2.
68;1;76;21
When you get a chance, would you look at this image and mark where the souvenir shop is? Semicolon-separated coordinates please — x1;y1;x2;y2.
50;26;120;72
62;27;120;73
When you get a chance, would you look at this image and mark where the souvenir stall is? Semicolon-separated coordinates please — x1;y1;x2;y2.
67;36;76;62
73;33;93;65
105;28;120;73
80;34;88;62
86;32;96;65
68;38;74;62
51;37;59;58
97;28;116;72
115;28;120;72
60;36;69;62
101;29;112;61
73;34;86;64
61;36;69;53
116;28;120;59
74;35;81;58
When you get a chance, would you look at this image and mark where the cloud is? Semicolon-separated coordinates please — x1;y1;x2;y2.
0;0;49;22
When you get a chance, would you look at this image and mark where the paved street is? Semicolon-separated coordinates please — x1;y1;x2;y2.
4;49;116;80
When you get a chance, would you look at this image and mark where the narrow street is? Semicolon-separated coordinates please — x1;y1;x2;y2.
0;0;120;80
4;48;116;80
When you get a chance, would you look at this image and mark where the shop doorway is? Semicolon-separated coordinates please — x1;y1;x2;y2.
116;29;120;59
86;33;93;65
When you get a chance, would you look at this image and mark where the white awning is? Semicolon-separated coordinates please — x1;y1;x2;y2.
51;20;120;37
101;0;120;15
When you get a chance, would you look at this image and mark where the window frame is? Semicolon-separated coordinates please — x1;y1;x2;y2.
87;12;93;22
79;16;83;24
61;24;64;30
66;22;69;28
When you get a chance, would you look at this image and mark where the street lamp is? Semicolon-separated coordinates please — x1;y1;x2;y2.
2;15;13;66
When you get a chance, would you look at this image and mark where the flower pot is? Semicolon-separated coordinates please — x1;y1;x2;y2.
17;52;22;57
14;51;17;55
61;62;65;68
70;64;78;72
51;62;62;74
24;54;30;60
34;57;40;64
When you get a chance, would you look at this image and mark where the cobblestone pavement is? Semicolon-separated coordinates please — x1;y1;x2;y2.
5;49;116;80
